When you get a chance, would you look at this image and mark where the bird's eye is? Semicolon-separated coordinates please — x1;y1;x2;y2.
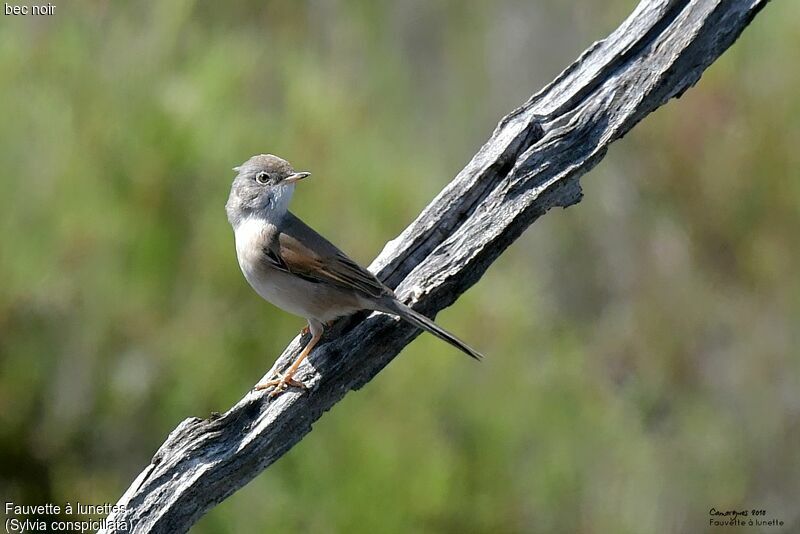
255;171;270;184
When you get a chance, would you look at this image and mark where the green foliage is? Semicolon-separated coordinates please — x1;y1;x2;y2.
1;2;797;533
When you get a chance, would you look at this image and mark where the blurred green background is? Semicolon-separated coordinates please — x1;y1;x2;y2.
1;1;798;533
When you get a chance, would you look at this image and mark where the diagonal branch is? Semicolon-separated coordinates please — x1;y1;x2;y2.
101;1;770;532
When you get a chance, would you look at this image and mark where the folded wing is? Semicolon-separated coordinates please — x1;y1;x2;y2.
263;212;391;300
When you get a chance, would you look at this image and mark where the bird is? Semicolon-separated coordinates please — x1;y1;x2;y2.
225;154;482;396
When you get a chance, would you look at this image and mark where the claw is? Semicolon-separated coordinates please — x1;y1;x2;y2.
258;320;324;399
254;374;308;397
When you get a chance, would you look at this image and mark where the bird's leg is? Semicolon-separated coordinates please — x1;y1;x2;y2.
256;320;324;397
300;319;333;336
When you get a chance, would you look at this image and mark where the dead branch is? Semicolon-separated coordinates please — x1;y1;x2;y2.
101;1;770;532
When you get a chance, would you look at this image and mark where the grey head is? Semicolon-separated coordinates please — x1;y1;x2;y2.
225;154;310;228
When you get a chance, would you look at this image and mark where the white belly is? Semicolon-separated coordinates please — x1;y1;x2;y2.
233;216;361;321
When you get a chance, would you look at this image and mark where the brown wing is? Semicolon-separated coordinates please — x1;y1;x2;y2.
266;212;391;299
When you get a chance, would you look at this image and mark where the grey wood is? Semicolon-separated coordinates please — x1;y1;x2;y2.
100;1;770;532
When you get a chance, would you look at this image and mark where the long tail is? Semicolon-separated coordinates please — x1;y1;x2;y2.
385;300;483;361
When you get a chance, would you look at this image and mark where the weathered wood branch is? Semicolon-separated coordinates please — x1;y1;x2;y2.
102;1;769;532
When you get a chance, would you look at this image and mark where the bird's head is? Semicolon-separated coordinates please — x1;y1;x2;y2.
226;154;310;227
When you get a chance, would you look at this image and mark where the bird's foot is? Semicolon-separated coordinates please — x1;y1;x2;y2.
254;374;308;397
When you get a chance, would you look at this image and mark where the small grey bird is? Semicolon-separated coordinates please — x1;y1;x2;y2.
226;154;482;396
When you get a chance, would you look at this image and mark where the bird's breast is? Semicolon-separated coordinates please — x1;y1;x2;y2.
233;216;358;321
235;217;292;301
234;216;271;278
234;218;300;315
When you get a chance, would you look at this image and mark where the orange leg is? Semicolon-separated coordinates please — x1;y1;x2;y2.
300;319;333;336
256;320;323;397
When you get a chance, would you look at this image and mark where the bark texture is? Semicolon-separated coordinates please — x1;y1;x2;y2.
101;1;770;532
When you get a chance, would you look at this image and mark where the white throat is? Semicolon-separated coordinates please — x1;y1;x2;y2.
232;183;295;230
266;183;295;219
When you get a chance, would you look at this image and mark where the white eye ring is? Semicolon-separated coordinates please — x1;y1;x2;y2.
255;171;270;184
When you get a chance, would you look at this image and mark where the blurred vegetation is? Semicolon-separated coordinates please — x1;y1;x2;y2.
1;1;798;533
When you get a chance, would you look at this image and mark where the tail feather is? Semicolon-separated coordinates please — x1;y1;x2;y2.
387;300;483;361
